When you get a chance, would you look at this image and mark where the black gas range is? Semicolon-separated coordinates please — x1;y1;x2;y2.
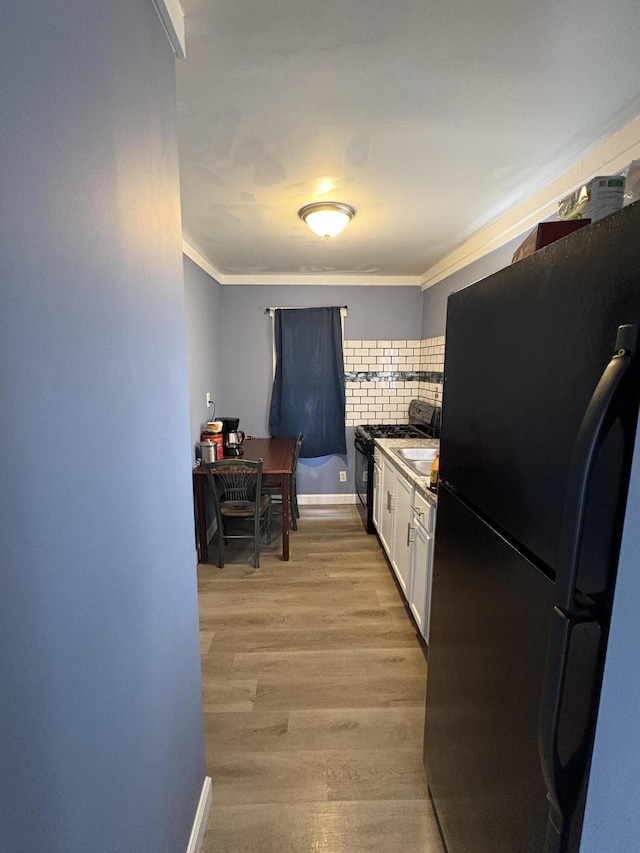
354;399;441;533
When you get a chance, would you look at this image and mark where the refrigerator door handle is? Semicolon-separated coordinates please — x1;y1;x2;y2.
554;323;637;611
539;323;637;852
540;606;597;853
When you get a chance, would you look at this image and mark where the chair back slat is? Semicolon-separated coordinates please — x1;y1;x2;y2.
216;466;258;503
204;459;263;510
202;458;270;568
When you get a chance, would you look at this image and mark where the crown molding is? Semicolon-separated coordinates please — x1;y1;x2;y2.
181;241;421;286
182;241;224;283
217;274;423;286
151;0;185;58
419;112;640;290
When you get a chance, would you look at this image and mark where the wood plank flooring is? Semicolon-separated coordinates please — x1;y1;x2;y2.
198;504;443;853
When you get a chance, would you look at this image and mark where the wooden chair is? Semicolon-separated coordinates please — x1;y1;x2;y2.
263;433;304;530
204;459;271;568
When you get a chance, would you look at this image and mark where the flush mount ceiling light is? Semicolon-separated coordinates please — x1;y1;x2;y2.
298;202;356;239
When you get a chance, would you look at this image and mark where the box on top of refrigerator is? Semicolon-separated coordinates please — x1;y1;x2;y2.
558;176;625;222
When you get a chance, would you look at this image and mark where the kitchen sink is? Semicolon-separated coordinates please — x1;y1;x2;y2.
394;446;438;477
403;460;434;476
397;447;438;462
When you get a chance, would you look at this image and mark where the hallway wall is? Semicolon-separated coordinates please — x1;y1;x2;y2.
0;3;206;850
184;255;225;455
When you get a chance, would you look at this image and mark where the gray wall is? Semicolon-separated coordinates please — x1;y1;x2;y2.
421;234;524;338
219;284;423;494
0;3;206;851
184;256;225;455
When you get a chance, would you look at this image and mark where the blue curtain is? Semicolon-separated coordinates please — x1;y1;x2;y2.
268;307;346;458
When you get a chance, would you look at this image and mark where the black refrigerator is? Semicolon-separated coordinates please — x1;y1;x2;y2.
423;200;640;853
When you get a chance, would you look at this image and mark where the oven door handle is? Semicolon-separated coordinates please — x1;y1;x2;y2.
354;436;370;455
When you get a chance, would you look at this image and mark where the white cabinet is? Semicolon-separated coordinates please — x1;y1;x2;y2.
377;453;414;594
372;449;382;533
408;490;435;642
373;446;436;643
378;452;395;554
390;470;413;594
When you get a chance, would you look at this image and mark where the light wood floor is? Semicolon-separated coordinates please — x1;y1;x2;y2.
198;504;444;853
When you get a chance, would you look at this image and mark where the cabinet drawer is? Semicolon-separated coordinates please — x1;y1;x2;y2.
412;490;435;532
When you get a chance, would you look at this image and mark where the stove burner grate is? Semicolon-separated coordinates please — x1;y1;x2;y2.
358;424;425;440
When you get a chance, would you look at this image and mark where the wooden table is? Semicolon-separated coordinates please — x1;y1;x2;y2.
192;437;296;563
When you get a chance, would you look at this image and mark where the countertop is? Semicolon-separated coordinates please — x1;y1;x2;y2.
374;437;440;507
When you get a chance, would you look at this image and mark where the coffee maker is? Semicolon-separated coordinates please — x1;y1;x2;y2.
220;417;245;456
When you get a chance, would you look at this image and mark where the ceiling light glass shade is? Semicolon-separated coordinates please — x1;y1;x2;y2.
298;202;356;238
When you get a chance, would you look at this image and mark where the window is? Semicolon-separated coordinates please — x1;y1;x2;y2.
268;307;346;458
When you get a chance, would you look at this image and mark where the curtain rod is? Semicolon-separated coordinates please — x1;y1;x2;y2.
265;306;348;315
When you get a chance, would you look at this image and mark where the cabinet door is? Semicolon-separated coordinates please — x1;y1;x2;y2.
378;455;394;557
372;460;382;532
409;519;433;641
390;469;413;594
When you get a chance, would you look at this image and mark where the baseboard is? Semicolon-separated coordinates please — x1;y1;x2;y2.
186;776;212;853
298;493;357;505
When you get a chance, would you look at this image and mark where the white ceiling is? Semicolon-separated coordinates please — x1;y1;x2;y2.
176;0;640;284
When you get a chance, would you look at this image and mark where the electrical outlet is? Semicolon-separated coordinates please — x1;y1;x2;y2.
339;470;347;483
206;393;212;408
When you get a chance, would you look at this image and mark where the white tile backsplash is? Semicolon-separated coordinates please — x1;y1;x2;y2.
344;335;444;425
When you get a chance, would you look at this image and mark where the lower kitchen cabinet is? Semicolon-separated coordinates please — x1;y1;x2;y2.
378;453;411;589
390;469;413;594
375;449;435;642
378;451;394;554
372;448;382;533
408;492;435;642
